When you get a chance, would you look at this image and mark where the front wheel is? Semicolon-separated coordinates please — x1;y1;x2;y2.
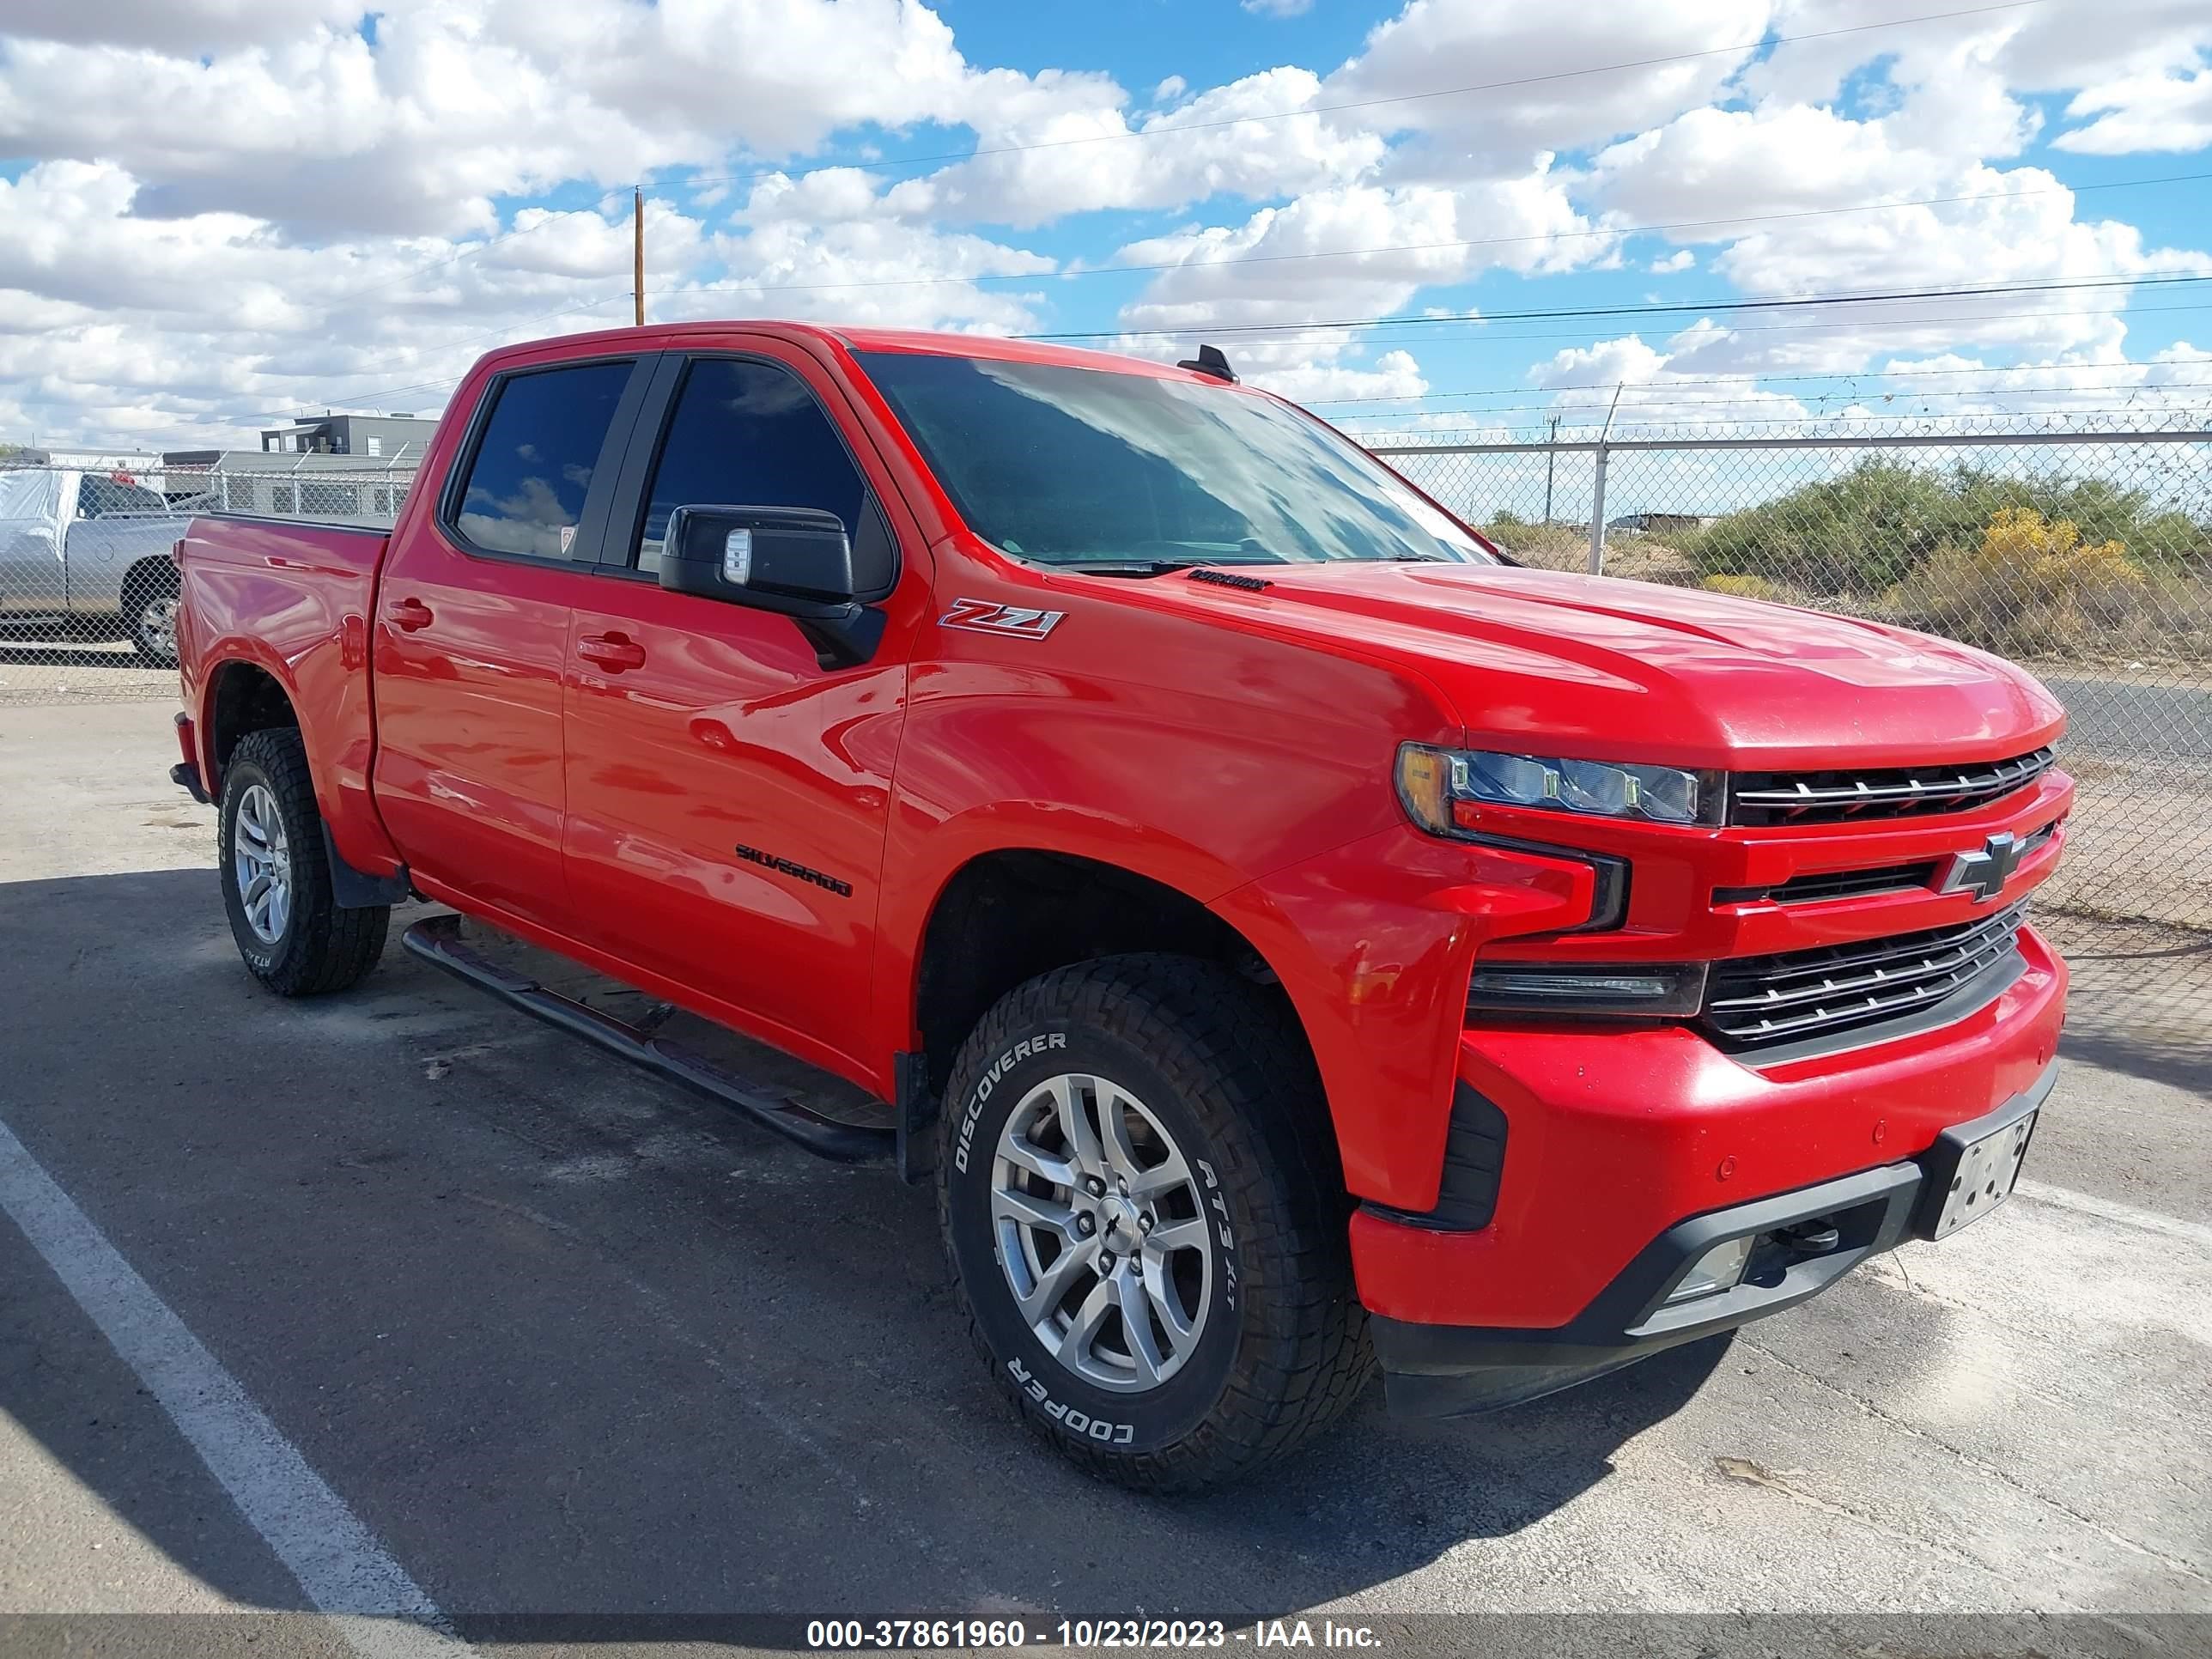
217;727;389;995
939;955;1372;1492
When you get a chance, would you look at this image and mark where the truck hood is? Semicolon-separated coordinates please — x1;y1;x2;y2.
1158;562;2065;770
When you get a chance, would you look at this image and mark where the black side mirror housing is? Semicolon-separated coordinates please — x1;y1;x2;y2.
659;504;884;666
660;504;855;605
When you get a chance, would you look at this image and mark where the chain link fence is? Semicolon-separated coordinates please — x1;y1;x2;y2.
3;423;2205;1012
1373;418;2212;1013
0;459;415;703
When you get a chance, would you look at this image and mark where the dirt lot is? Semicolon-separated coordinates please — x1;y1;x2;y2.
0;703;2207;1659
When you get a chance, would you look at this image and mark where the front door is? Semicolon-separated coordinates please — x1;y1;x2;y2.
371;355;646;933
561;348;921;1068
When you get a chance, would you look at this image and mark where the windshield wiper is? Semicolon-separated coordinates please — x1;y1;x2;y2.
1056;557;1286;577
1054;559;1204;576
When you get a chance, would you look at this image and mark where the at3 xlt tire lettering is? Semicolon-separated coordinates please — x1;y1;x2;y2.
937;953;1373;1492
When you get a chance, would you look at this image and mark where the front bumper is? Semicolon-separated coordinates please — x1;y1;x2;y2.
1370;1059;2057;1416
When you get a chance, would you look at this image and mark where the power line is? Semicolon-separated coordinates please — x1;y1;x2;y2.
1354;408;2212;439
1296;295;2212;352
1313;358;2212;405
1343;386;2212;422
1023;270;2212;342
1343;372;2212;410
1339;390;2212;426
299;294;2212;417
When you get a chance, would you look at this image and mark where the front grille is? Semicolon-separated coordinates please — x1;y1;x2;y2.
1729;747;2054;826
1717;860;1941;906
1703;903;2027;1053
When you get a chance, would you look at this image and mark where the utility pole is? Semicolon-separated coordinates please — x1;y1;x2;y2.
633;187;646;327
1541;415;1559;524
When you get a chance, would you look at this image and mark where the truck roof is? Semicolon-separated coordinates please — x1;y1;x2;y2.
473;321;1237;386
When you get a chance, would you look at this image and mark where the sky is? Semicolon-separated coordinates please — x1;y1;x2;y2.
3;0;2211;452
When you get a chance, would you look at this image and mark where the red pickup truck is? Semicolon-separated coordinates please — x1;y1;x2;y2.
171;323;2068;1491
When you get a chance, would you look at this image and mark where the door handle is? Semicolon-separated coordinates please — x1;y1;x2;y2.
387;597;434;632
577;632;647;673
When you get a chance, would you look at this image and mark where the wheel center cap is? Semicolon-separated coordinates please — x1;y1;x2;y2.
1100;1194;1139;1247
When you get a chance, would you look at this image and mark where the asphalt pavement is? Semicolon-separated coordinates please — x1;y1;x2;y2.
0;702;2207;1659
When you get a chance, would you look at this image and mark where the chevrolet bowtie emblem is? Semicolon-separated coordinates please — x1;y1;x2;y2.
1939;831;2023;903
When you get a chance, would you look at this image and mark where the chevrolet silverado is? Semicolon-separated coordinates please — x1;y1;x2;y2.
169;323;2069;1491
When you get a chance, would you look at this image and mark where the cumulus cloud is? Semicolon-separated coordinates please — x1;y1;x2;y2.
3;0;2211;447
1326;0;1773;162
2057;64;2212;155
1113;173;1598;337
0;154;1053;443
882;67;1385;228
0;0;1118;237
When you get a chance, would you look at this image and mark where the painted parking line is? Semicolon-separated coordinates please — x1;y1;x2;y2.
0;1115;472;1659
2014;1177;2212;1251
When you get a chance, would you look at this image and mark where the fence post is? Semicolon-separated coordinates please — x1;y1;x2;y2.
1587;443;1608;575
1586;383;1624;576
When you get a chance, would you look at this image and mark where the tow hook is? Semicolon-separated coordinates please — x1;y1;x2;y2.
1777;1218;1842;1256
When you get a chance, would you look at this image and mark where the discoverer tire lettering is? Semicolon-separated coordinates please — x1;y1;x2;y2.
937;953;1372;1492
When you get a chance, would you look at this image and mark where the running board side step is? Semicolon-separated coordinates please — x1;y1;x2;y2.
401;913;893;1164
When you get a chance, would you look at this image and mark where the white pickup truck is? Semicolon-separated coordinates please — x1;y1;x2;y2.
0;466;190;665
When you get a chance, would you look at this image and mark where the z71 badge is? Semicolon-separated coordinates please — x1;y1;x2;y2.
940;598;1066;639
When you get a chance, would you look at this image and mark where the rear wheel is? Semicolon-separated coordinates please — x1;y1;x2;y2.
125;568;181;667
217;727;389;995
939;955;1372;1492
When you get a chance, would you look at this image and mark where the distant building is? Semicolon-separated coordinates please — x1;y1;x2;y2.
1607;511;1714;533
256;411;439;462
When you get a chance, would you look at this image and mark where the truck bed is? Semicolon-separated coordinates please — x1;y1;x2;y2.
177;515;393;876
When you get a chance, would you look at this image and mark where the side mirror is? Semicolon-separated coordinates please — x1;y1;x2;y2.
659;503;884;667
660;504;856;606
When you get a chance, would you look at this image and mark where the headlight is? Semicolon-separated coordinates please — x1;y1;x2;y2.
1397;744;1720;832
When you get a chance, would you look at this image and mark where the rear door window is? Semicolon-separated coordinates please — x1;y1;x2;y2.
448;360;635;560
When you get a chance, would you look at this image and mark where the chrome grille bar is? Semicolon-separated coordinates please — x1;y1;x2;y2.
1704;904;2027;1049
1729;748;2054;825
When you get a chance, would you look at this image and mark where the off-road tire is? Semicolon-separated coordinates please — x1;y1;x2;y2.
218;727;389;995
939;954;1373;1492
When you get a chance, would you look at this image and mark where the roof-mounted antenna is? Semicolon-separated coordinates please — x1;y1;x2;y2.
1176;343;1238;384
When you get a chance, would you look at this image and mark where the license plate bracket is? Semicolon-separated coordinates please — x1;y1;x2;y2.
1915;1088;2042;1241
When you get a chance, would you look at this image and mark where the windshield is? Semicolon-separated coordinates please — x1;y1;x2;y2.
77;476;171;517
853;350;1493;569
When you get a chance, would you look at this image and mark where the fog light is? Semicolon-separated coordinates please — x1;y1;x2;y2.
1666;1234;1756;1305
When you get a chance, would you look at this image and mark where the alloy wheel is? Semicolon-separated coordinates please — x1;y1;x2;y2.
232;782;293;944
990;1073;1214;1393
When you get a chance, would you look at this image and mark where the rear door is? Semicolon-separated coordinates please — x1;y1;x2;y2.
371;354;655;933
559;343;924;1068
